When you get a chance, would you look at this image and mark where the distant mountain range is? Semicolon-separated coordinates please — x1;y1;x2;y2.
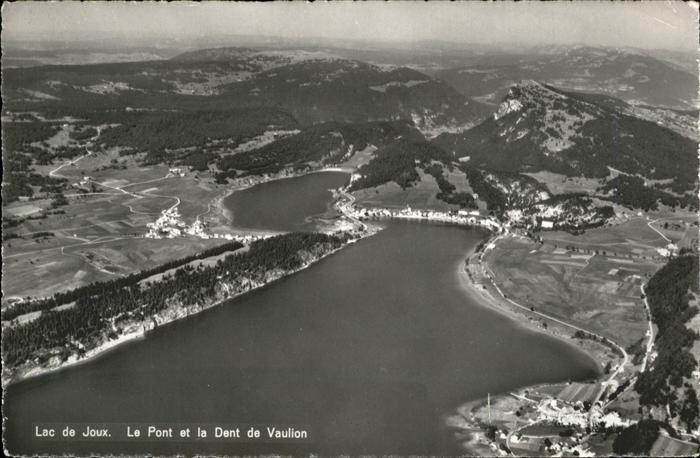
435;46;699;110
2;47;490;135
2;45;698;212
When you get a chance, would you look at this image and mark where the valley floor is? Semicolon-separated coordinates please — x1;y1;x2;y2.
444;217;699;456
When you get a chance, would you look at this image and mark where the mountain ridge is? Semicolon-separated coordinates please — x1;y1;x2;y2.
433;80;699;196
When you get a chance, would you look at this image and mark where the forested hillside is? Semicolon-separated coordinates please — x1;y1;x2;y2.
432;81;699;207
217;120;423;177
635;254;699;431
349;139;452;190
2;233;346;370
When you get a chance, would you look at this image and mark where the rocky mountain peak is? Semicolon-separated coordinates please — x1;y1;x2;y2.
492;81;605;153
494;80;562;120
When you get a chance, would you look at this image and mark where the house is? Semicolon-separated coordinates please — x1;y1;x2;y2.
666;243;679;256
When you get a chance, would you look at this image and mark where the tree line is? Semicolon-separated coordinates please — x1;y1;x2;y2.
634;253;699;431
3;233;345;369
2;241;245;321
349;139;452;191
423;163;477;209
217;120;421;179
599;175;698;211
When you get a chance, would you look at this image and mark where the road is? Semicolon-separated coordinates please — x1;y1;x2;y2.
647;218;672;243
48;127;101;178
479;234;629;407
335;185;366;229
639;283;655;373
10;127;185;261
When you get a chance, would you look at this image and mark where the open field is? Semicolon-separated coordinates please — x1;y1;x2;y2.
541;217;677;260
454;209;698;456
3;202;47;217
338;144;377;169
5;194;150;243
2;236;227;301
47;150;171;184
535;382;600;404
484;235;660;348
524;171;603;195
125;175;226;221
3;156;231;300
605;381;642;419
352;169;467;211
649;433;699;456
646;211;700;250
138;246;249;287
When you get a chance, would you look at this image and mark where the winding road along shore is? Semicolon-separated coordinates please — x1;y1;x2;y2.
471;233;637;404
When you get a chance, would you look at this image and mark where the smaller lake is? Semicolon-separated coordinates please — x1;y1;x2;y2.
224;171;350;232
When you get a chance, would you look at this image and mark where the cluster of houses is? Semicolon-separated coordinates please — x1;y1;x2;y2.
503;398;632;456
168;167;186;178
145;207;267;244
533;399;631;430
145;206;187;239
655;243;679;258
71;175;96;192
229;169;298;188
344;204;503;232
503;200;611;232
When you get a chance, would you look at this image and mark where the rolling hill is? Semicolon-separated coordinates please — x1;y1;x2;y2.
2;47;491;136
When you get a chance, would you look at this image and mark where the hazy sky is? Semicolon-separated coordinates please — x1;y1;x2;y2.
2;1;698;52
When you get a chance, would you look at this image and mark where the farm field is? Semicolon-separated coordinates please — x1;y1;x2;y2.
535;382;600;404
2;235;227;301
3;155;230;301
47;151;170;184
4;193;151;251
484;234;660;348
649;433;699;457
646;210;699;250
125;175;226;221
541;217;681;260
54;148;228;223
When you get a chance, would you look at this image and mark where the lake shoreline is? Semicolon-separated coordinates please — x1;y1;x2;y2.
448;231;618;453
5;168;614;455
4;215;611;456
211;168;352;234
2;229;378;388
457;238;607;367
4;169;362;385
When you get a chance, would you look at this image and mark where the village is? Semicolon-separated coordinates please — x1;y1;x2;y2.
144;205;267;245
143;174;683;266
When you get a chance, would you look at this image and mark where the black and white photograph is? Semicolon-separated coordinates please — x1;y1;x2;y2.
2;1;699;456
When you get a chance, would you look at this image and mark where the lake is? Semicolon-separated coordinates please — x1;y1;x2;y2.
3;174;600;456
223;171;350;232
